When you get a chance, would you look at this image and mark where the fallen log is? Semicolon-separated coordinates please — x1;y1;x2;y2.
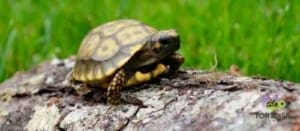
0;57;299;131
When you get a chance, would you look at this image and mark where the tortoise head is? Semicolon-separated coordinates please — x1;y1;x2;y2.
126;29;180;69
149;29;180;58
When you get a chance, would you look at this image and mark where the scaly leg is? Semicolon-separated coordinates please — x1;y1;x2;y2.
107;69;127;105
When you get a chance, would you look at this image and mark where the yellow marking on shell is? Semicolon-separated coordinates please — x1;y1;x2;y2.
94;64;104;80
72;64;80;80
130;44;143;54
78;64;87;81
116;26;150;46
105;68;115;76
111;53;130;68
78;34;100;59
91;26;103;33
102;61;115;76
71;64;78;78
85;63;95;81
117;58;128;68
93;38;120;61
102;23;128;36
152;64;168;78
91;19;140;34
91;21;116;33
74;65;82;80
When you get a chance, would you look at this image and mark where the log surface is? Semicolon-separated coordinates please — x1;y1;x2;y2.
0;58;300;131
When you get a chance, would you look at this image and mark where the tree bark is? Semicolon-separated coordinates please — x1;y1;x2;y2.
0;57;300;131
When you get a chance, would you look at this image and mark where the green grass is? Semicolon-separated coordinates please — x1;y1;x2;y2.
1;0;300;83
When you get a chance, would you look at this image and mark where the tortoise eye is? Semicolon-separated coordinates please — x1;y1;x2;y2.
159;37;171;45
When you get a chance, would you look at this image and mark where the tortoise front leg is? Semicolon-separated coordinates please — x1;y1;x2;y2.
163;53;184;72
107;69;127;105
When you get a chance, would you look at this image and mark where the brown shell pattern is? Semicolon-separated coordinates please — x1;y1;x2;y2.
73;19;157;82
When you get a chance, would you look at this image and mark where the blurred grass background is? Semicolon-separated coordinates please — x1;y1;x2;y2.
0;0;299;83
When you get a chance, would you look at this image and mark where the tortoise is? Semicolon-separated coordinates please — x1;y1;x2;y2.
72;19;184;105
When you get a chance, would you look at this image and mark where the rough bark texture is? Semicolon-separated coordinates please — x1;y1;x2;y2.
0;57;300;131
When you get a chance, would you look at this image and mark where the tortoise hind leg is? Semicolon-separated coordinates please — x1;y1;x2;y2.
107;69;127;105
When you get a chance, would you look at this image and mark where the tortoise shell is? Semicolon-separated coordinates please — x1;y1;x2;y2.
72;19;157;83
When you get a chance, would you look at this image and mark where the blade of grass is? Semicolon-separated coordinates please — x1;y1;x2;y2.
0;28;17;79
